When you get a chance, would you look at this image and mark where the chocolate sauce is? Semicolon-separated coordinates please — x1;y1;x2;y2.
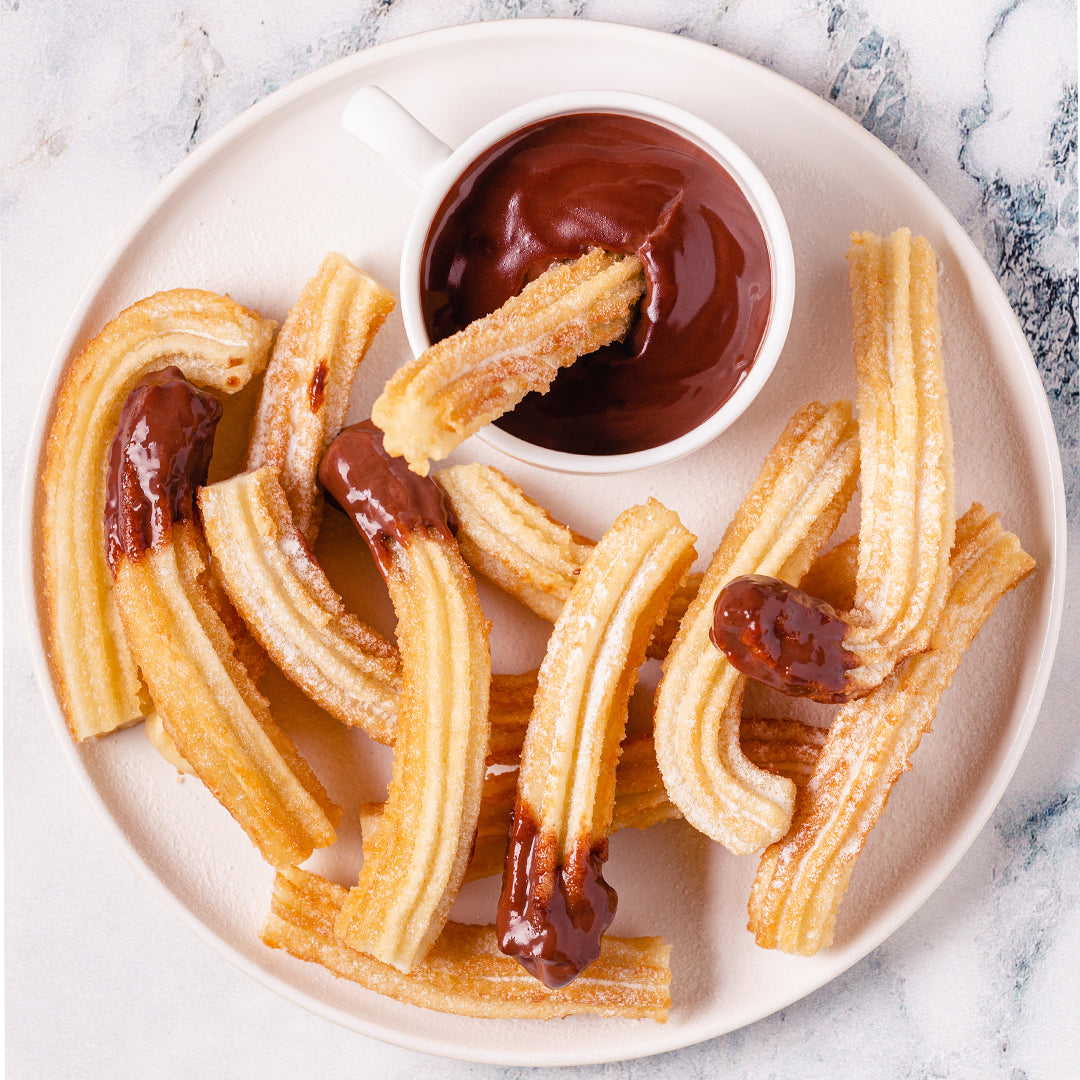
421;112;772;455
496;803;617;989
104;366;222;572
711;574;857;703
317;420;457;578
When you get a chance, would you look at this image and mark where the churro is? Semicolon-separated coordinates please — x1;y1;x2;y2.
498;500;695;987
373;248;645;475
247;253;394;544
321;421;491;972
42;289;275;741
653;401;859;854
748;505;1034;954
263;867;671;1021
106;367;340;866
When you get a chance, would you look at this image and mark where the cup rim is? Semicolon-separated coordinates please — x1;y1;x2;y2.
398;89;795;475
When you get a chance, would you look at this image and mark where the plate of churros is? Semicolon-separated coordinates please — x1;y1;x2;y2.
23;20;1065;1067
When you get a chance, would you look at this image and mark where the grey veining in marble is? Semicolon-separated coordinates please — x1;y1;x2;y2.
3;2;1076;1078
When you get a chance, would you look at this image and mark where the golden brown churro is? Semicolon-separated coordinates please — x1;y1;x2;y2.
247;253;394;544
42;289;275;741
653;402;859;854
748;505;1034;955
498;500;696;987
105;368;340;866
321;421;491;972
373;248;645;475
262;867;671;1021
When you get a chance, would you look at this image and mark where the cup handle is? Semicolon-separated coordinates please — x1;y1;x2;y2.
341;86;453;187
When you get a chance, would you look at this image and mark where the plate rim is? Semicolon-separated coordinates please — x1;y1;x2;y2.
19;16;1068;1067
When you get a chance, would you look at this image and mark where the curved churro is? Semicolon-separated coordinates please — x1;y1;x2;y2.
106;368;339;866
715;229;954;702
498;500;696;987
322;422;491;972
653;401;859;854
247;253;394;544
41;289;275;741
373;248;645;475
436;461;701;659
263;867;671;1021
748;505;1035;955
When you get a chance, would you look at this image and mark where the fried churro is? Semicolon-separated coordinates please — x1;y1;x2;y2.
247;253;394;544
373;248;645;475
106;368;339;866
653;401;859;854
498;500;696;987
748;505;1034;955
263;867;671;1021
321;421;491;972
42;289;275;741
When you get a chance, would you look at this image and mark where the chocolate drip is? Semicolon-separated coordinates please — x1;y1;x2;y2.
496;803;617;989
421;112;772;455
317;420;457;578
104;366;222;572
711;574;857;702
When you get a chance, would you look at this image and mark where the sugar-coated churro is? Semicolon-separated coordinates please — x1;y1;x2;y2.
748;505;1034;954
373;248;645;475
42;289;275;741
498;500;696;987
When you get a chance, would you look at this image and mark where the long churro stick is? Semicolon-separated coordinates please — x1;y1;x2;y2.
373;248;645;475
653;401;859;854
321;422;490;972
748;505;1034;955
41;289;275;740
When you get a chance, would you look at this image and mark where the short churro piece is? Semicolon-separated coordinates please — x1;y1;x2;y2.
373;248;645;475
262;867;671;1021
498;500;696;988
321;422;491;972
437;461;700;659
654;402;859;855
41;289;275;741
247;253;394;544
715;230;954;702
106;368;339;866
748;505;1035;955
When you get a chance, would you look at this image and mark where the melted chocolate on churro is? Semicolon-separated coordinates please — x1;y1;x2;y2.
711;574;857;702
421;112;772;455
496;805;617;989
318;420;457;578
104;366;222;571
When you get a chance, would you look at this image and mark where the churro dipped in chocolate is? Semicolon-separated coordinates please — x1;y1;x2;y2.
42;289;275;741
373;248;645;475
247;253;394;544
715;229;954;702
748;505;1034;955
497;500;695;988
105;367;340;866
653;402;859;854
321;421;491;972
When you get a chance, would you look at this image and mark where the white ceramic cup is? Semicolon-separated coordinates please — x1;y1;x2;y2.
342;86;795;474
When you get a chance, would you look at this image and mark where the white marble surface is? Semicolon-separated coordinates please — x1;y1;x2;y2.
3;2;1076;1077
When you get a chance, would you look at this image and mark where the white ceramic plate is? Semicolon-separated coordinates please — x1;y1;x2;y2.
22;20;1065;1067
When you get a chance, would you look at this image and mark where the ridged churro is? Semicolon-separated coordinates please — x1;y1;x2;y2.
42;289;275;741
748;505;1034;954
247;253;394;544
498;500;695;987
373;248;645;475
263;867;672;1021
653;402;859;854
321;422;491;972
106;368;340;866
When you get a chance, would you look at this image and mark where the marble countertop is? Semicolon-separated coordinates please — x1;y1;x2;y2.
3;2;1076;1077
